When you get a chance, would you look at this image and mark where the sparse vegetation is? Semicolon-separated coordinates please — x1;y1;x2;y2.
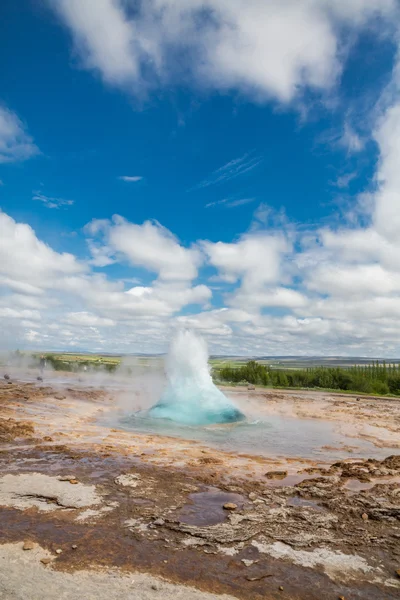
43;353;120;373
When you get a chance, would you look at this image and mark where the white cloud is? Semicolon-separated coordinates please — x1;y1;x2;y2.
86;239;115;267
340;123;364;153
0;308;41;321
63;312;115;327
193;153;263;190
0;106;39;163
50;0;399;103
0;211;86;290
119;175;143;182
52;0;139;86
334;172;357;189
87;215;202;281
203;232;291;288
33;191;74;209
206;197;256;209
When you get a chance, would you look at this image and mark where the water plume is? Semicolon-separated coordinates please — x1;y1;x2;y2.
148;330;245;425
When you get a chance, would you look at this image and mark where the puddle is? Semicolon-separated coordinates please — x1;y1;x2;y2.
344;476;400;493
287;496;324;510
177;487;246;526
107;411;397;461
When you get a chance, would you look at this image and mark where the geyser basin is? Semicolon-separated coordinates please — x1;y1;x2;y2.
147;330;245;426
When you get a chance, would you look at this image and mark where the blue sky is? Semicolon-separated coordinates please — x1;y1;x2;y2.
1;0;400;356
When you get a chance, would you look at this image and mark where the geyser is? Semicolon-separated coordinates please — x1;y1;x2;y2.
148;330;245;426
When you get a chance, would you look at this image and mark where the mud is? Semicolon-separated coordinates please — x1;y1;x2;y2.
0;377;399;599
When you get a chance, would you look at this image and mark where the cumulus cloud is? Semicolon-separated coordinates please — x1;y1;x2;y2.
0;211;85;290
86;215;202;281
0;106;39;163
50;0;398;103
203;234;289;285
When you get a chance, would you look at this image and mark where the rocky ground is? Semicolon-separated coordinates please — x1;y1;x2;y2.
0;375;399;599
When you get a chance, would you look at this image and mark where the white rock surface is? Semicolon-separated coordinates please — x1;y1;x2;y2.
0;473;101;512
0;542;236;600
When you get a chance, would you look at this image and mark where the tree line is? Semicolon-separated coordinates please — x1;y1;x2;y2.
215;360;400;395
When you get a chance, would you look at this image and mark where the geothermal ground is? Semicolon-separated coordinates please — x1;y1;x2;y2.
0;373;399;599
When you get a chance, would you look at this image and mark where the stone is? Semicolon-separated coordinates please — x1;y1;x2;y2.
153;518;165;526
23;541;35;551
151;584;160;590
241;559;255;567
279;586;284;591
40;558;51;565
361;513;368;521
4;374;10;380
248;492;257;500
71;545;78;550
37;376;43;381
54;394;66;400
115;474;141;488
43;436;53;442
223;502;237;510
69;479;79;484
396;569;400;578
265;471;288;480
58;475;77;481
338;596;346;600
7;380;12;384
55;548;62;555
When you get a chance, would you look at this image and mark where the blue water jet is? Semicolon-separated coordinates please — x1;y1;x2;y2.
148;330;245;426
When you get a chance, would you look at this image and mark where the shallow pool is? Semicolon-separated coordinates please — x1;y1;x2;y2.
108;411;396;461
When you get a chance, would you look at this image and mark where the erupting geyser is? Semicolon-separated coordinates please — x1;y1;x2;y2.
148;330;245;426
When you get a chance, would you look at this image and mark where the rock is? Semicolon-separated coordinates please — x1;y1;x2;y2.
396;569;400;578
58;475;77;481
115;474;141;488
248;492;257;500
7;380;12;384
151;584;160;590
55;549;62;555
338;596;346;600
4;374;10;380
153;518;165;526
247;385;256;391
265;471;288;480
43;436;53;442
40;558;51;565
223;502;237;510
241;559;255;567
279;586;284;591
71;545;78;550
361;513;368;521
23;541;35;551
54;394;66;400
37;376;43;381
69;479;79;484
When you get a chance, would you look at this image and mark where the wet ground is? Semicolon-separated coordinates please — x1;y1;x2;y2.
0;374;399;599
